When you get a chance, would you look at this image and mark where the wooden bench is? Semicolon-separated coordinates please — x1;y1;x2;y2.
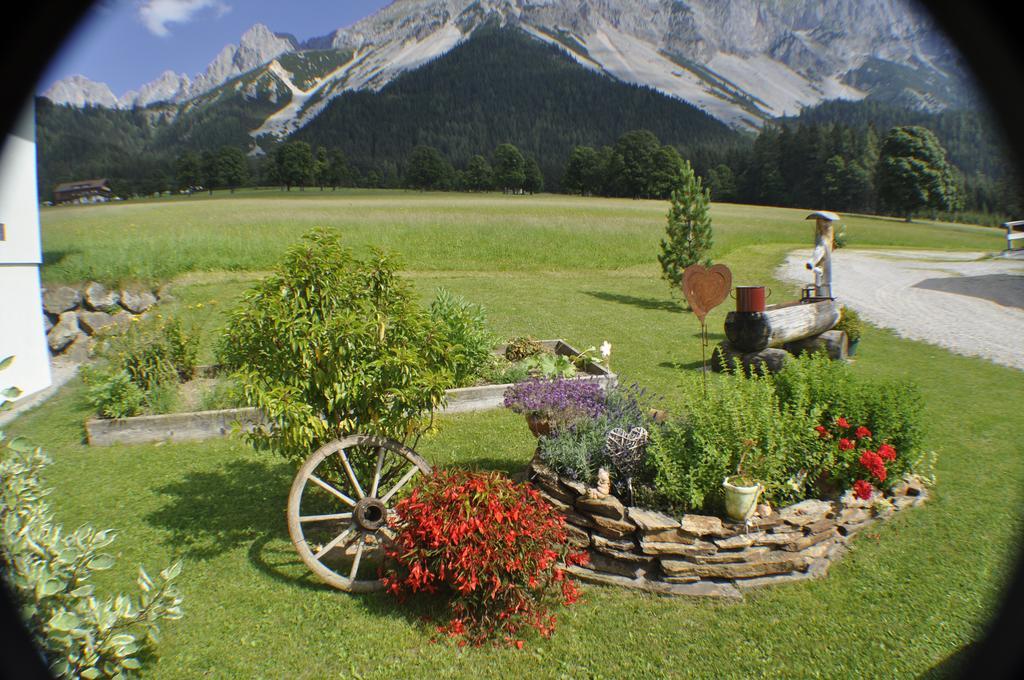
1005;220;1024;251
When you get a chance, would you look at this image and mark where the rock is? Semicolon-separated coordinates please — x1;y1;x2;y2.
714;533;761;550
77;310;117;335
747;514;782;530
575;494;626;520
840;490;872;509
755;503;773;517
803;518;837;535
563;522;590;548
662;555;810;580
62;335;92;363
47;312;81;352
43;315;53;333
537;490;573;513
662;574;702;584
779;499;834;523
838;507;870;525
783;330;848;361
120;288;157;314
156;283;174;301
589;514;636;539
534;477;577;505
564;512;597;530
642;527;696;544
690;546;771;564
592;534;636;553
43;286;81;315
560;478;588;496
640;539;718;557
780;529;835;552
892;496;916;511
529;460;559;486
627;507;680;532
84;282;119;310
586;552;646;579
565;565;742;599
680;514;726;537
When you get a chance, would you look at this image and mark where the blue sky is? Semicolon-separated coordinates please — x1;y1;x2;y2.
39;0;393;96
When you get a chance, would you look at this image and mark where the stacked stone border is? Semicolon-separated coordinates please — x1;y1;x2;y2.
42;282;168;361
529;459;928;599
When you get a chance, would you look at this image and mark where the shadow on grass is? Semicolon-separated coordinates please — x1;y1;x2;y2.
42;248;80;267
144;458;293;560
659;359;710;372
247;531;335;593
584;290;685;313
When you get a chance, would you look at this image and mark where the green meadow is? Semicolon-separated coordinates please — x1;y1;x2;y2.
8;189;1020;678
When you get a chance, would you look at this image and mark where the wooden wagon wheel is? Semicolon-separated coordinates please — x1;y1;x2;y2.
287;434;432;592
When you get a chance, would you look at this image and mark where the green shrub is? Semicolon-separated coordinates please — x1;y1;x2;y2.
1;363;183;678
648;372;821;513
84;315;198;418
81;367;146;419
197;376;248;411
773;352;923;456
217;227;454;463
504;336;546;362
429;288;498;387
835;306;862;343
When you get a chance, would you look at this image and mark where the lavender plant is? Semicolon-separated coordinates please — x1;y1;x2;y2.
503;378;605;431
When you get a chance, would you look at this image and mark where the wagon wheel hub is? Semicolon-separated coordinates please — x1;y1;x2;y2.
286;434;432;592
353;498;388;532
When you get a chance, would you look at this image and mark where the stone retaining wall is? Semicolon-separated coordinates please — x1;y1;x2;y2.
529;459;927;599
42;282;167;361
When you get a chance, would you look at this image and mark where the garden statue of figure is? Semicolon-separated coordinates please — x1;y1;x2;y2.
805;211;840;298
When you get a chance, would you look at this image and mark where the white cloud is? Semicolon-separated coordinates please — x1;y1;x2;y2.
137;0;232;37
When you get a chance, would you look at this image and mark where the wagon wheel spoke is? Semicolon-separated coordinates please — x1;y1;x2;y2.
313;526;359;561
338;447;365;499
348;536;367;582
287;434;432;592
309;475;356;507
299;512;352;523
369;446;385;498
379;465;421;504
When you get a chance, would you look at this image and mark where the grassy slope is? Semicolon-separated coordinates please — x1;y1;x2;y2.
8;191;1021;678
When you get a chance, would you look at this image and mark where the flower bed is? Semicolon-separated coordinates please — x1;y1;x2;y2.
529;458;928;598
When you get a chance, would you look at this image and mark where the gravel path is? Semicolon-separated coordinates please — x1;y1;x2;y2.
777;250;1024;371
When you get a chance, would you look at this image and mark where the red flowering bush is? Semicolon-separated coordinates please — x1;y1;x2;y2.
381;469;588;647
816;416;898;500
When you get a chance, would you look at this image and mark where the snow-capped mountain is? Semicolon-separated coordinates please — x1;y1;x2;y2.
43;0;969;133
45;23;295;109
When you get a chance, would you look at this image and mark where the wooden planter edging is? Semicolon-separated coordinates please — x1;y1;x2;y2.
85;340;615;446
528;459;928;599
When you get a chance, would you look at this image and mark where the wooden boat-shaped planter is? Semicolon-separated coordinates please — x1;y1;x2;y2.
724;299;840;353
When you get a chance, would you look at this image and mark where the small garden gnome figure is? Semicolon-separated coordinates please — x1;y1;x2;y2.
805;211;840;298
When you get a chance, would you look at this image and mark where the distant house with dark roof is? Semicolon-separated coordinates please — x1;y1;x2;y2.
53;179;112;205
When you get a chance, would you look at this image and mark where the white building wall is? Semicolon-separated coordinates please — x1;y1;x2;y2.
0;101;51;397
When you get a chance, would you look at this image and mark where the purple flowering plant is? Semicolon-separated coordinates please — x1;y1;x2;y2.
503;378;606;431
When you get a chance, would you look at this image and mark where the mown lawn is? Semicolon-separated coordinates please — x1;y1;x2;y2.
8;190;1021;678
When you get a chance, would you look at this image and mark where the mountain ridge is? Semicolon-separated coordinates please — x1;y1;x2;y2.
43;0;973;133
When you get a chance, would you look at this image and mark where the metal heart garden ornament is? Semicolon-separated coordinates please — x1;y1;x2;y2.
682;263;733;323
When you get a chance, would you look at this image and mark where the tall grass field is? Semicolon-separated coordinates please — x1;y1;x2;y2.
7;189;1020;678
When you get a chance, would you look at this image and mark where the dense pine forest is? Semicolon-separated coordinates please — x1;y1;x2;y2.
34;27;1020;222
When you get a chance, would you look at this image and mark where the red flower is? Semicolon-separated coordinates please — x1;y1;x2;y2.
838;438;855;451
858;450;887;482
878;443;896;461
855;426;872;440
815;425;830;439
853;479;873;500
836;417;851;429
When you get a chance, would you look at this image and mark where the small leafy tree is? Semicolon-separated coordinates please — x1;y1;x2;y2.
218;228;455;463
657;159;713;290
